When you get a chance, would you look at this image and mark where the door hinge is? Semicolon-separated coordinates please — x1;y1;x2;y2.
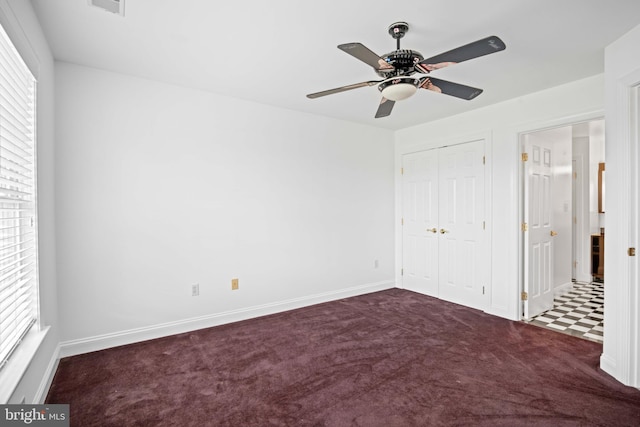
521;291;528;301
401;268;404;276
482;155;486;165
629;248;636;257
483;221;486;230
574;261;578;268
573;172;577;179
522;153;529;162
401;167;404;175
482;286;485;295
521;222;528;232
401;218;404;226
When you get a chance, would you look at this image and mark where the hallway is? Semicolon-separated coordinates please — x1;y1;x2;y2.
528;282;604;343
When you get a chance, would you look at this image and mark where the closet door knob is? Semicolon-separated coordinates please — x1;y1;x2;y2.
550;230;558;237
427;228;437;233
440;229;449;234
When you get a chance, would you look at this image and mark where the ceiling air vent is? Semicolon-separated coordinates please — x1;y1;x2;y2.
88;0;124;16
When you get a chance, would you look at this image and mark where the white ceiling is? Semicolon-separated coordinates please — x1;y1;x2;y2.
30;0;640;130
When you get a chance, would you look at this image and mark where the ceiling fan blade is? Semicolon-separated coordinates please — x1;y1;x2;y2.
375;97;395;118
307;80;383;99
419;77;483;100
415;36;506;73
338;43;395;71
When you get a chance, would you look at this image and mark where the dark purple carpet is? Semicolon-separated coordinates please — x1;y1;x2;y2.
46;289;640;426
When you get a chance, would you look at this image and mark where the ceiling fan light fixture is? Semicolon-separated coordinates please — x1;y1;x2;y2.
378;77;420;101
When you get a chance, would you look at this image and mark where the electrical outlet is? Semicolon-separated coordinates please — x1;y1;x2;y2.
191;283;199;296
231;278;239;290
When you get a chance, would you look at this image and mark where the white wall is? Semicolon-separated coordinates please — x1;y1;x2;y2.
588;122;606;234
0;0;59;403
395;74;604;321
55;63;395;353
572;133;591;282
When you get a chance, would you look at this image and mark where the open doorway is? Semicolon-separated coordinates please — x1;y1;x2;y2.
521;118;605;343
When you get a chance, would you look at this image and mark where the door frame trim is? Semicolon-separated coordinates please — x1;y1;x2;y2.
514;111;604;320
600;68;640;388
521;129;567;319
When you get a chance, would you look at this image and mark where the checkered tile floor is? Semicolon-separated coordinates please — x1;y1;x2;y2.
528;281;604;343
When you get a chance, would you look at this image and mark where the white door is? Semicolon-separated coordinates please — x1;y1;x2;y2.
402;141;487;310
402;150;439;296
523;135;555;319
437;141;487;310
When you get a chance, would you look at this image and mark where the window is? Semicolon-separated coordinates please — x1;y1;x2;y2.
0;21;38;371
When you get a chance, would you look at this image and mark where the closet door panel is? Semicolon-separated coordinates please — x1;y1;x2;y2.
402;150;439;296
438;141;486;310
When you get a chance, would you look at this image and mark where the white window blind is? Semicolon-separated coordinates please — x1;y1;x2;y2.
0;22;38;371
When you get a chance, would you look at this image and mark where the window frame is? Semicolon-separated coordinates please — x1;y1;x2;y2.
0;14;42;403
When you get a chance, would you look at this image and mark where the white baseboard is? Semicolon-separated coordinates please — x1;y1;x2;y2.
484;307;520;322
600;352;617;379
554;281;574;298
59;280;395;358
574;273;592;283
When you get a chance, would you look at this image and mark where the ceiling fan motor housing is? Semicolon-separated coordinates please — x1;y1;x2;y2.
377;49;424;78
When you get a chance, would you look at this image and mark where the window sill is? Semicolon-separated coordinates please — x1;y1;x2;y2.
0;325;50;404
